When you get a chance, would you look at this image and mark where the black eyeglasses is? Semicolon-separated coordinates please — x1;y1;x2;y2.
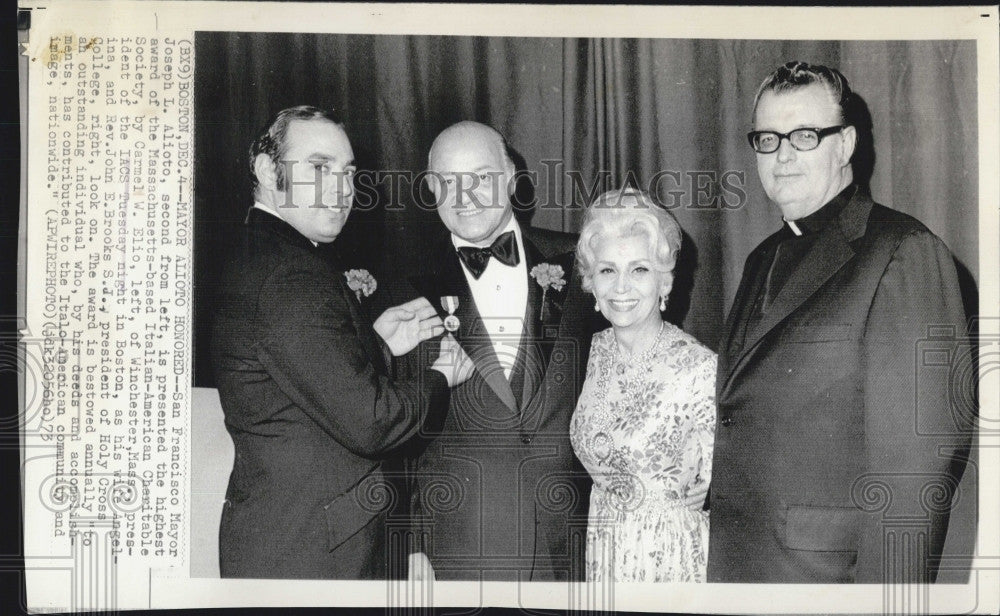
747;126;846;154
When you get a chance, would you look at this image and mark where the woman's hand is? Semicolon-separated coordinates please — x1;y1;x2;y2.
684;481;709;511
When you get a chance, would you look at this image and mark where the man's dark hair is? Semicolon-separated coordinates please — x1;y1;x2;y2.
752;61;859;125
249;105;344;195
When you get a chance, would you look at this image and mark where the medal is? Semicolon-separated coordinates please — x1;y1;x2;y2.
441;296;460;332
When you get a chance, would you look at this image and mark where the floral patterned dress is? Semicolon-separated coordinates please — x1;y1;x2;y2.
570;323;717;582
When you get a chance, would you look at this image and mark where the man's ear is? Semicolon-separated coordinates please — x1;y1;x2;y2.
254;153;279;191
504;158;517;197
839;125;858;167
424;170;442;198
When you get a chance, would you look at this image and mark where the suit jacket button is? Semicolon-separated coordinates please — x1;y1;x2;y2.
521;436;531;444
721;417;734;427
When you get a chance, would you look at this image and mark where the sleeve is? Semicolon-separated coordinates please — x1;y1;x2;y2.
856;230;971;583
254;262;450;459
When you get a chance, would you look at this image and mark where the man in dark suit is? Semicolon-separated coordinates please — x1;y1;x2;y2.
708;62;971;583
401;121;595;581
211;106;471;579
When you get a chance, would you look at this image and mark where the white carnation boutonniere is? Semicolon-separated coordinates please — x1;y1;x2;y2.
530;263;566;323
344;269;377;301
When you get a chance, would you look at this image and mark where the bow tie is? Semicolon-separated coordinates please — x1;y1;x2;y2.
456;231;520;279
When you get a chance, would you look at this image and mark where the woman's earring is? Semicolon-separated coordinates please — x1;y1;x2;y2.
659;295;666;311
594;299;601;312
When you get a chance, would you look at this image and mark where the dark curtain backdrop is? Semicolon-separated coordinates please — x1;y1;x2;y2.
193;34;978;387
191;32;979;583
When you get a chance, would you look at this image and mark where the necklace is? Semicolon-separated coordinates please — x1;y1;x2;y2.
614;320;665;374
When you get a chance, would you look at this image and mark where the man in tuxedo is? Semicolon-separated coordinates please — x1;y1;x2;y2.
211;106;471;579
403;121;594;581
708;62;971;583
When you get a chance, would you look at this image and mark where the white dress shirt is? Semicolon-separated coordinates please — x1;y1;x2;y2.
451;217;529;380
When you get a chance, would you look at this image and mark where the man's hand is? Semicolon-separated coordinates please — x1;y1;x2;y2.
430;334;475;387
408;551;436;581
373;297;444;356
684;481;709;511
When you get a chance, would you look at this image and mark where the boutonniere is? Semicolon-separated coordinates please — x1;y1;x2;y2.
530;263;566;323
344;269;377;301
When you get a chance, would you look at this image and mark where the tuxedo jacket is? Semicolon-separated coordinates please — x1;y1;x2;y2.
708;188;971;583
210;208;449;579
390;224;596;581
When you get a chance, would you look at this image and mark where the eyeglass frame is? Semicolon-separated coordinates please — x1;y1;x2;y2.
747;125;847;154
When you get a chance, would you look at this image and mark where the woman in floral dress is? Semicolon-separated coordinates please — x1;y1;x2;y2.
570;188;716;582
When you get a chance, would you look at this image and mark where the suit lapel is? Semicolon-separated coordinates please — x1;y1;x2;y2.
410;237;517;412
512;236;545;411
725;244;775;357
252;208;390;375
721;223;856;401
718;249;764;384
523;231;574;336
720;188;874;400
717;245;773;398
518;231;576;422
743;228;855;353
331;264;389;375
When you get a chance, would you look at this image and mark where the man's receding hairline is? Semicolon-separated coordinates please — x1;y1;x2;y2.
428;123;509;170
278;116;346;158
284;116;345;136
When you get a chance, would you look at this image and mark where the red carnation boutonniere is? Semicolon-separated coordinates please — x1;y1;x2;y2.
344;269;377;301
530;263;566;324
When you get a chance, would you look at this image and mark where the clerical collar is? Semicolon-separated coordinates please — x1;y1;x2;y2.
252;202;318;247
783;184;858;237
451;215;522;250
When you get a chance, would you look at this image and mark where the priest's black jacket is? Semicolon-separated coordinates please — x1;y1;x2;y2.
708;187;972;583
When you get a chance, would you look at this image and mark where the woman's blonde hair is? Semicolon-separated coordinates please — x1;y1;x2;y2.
576;187;682;292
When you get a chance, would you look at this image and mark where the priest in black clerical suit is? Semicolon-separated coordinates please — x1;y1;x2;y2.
709;63;971;584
